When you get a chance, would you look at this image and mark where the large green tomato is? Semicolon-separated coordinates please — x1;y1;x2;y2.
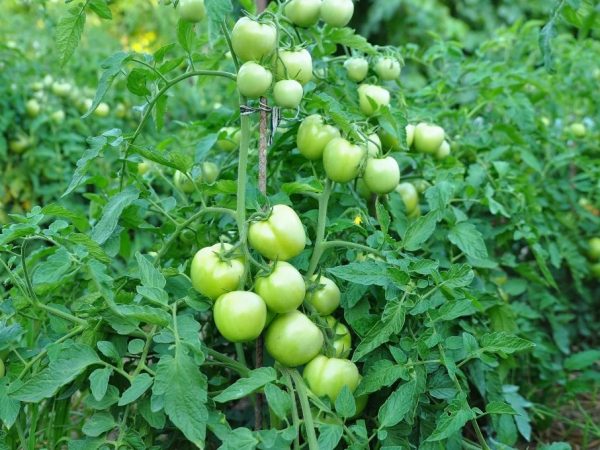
413;122;445;154
249;204;306;261
200;162;220;184
589;237;600;261
374;57;401;81
363;133;381;157
265;310;324;367
285;0;321;27
51;81;71;97
277;49;313;85
395;182;418;214
436;140;451;159
569;122;586;137
216;127;241;151
363;156;400;195
406;124;415;148
237;62;273;99
273;80;303;109
303;355;360;402
213;291;267;342
326;316;352;358
231;17;277;62
177;0;205;22
358;84;390;116
306;275;340;315
323;138;365;183
255;261;306;313
344;57;368;82
296;114;340;160
25;99;40;118
320;0;354;27
190;243;245;300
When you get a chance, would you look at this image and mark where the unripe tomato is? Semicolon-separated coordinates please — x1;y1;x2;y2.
190;243;245;300
325;316;351;358
81;98;93;114
0;358;4;378
395;182;418;214
50;110;65;124
115;102;128;119
94;102;110;118
323;138;365;183
249;204;306;261
413;122;445;154
541;116;551;127
216;127;241;151
285;0;322;27
363;133;381;157
179;228;196;244
297;114;340;160
51;81;71;97
412;178;431;194
344;57;368;82
231;18;277;62
9;135;31;154
31;81;44;91
436;140;451;159
43;74;54;87
25;99;40;117
255;261;306;313
276;49;313;85
138;161;152;175
406;124;415;148
306;275;340;315
589;237;600;261
303;355;360;402
237;62;273;99
174;170;195;193
570;122;586;137
213;291;266;342
320;0;354;27
590;262;600;278
363;156;400;194
177;0;205;22
273;80;303;109
378;128;401;152
374;57;401;81
358;84;390;116
200;161;219;184
265;310;324;367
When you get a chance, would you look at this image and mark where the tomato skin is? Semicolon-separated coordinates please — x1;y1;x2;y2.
216;127;241;151
436;140;451;159
589;237;600;261
325;316;352;358
50;110;65;124
413;122;445;154
231;17;277;62
265;310;324;367
249;204;306;261
237;62;273;99
94;102;110;118
190;243;245;300
363;133;381;157
323;138;365;183
51;81;71;97
276;49;313;85
285;0;322;27
320;0;354;27
303;355;360;402
374;57;401;80
395;182;419;214
177;0;205;22
570;122;586;137
406;124;415;148
363;156;400;194
306;275;341;315
174;170;195;193
201;162;219;184
273;80;304;109
297;114;340;160
255;261;306;313
344;57;368;82
25;99;40;118
138;161;152;175
213;291;267;342
358;84;390;116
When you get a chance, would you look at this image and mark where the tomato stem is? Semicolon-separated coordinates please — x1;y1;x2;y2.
307;179;333;278
289;369;319;450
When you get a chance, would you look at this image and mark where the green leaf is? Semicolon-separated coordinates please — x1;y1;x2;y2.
96;341;120;361
82;411;115;437
214;367;277;403
317;424;344;450
89;368;112;401
326;28;376;55
264;383;291;420
118;374;154;406
355;360;407;396
83;52;131;118
91;186;140;244
335;386;356;418
217;427;258;450
55;8;86;66
88;0;112;19
427;400;475;442
42;203;89;231
485;401;517;415
442;264;474;288
564;350;600;371
0;384;20;428
403;211;437;251
480;332;535;355
136;252;166;289
448;222;488;260
114;304;170;326
32;248;72;286
377;380;417;428
353;300;405;361
327;261;389;287
68;233;111;263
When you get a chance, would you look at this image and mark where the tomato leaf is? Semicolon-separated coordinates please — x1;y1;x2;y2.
214;367;277;403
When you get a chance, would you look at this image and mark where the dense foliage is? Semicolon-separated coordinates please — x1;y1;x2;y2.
1;1;599;449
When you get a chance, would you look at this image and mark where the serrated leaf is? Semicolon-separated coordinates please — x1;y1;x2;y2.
56;9;86;66
403;211;437;251
214;367;277;403
89;368;112;401
264;383;292;420
448;222;488;260
485;401;517;415
82;411;115;437
378;380;418;428
564;350;600;371
327;261;388;287
118;374;154;406
480;332;535;355
317;424;344;450
335;386;356;418
88;0;112;19
91;186;139;244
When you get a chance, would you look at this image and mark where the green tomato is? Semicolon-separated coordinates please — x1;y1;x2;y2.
273;79;303;109
231;17;277;62
138;161;152;175
323;137;365;183
190;243;245;300
0;358;4;378
249;204;306;261
306;275;340;315
325;316;352;358
358;84;390;116
570;122;586;137
214;291;267;342
200;161;220;184
255;261;306;313
216;127;241;152
363;156;400;195
265;310;324;367
320;0;354;27
374;57;401;81
276;49;313;85
344;57;368;82
237;62;273;99
115;102;128;118
413;122;445;154
174;170;195;193
51;81;71;97
94;102;110;118
303;355;360;402
50;110;65;124
436;140;451;159
179;228;196;244
395;182;418;214
9;135;31;154
590;262;600;279
25;99;40;118
297;114;340;160
363;133;381;157
177;0;205;22
589;237;600;261
406;124;415;148
285;0;321;27
378;128;401;152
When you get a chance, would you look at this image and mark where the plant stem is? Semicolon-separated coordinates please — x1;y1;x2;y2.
319;240;383;256
205;347;250;377
281;370;301;450
289;369;319;450
307;179;333;278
